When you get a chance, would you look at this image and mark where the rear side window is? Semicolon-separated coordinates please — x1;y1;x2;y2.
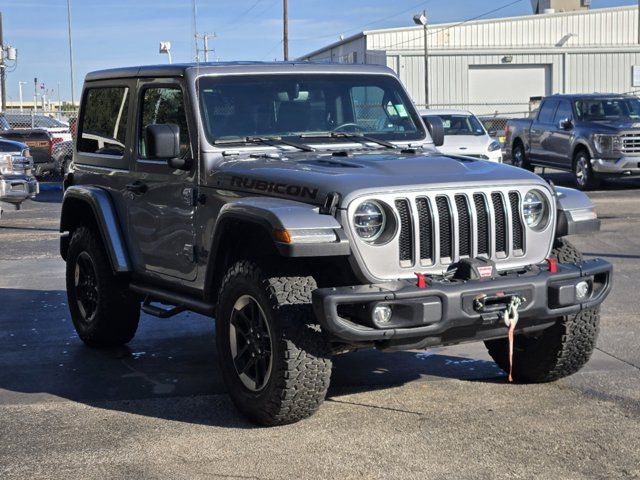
78;87;129;156
537;101;558;124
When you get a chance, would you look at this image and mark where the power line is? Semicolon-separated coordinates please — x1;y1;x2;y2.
217;0;264;32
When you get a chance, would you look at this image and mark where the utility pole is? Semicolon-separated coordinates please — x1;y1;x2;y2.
67;0;76;107
283;0;289;61
0;12;6;111
195;32;216;62
18;81;26;112
638;0;640;44
413;10;429;108
33;77;37;113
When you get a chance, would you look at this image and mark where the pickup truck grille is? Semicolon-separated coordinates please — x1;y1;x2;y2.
346;185;551;281
620;134;640;154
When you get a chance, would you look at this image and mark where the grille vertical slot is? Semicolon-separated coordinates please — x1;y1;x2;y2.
509;192;524;253
454;195;471;258
435;196;453;260
473;194;490;257
395;199;413;263
415;198;433;263
491;192;507;255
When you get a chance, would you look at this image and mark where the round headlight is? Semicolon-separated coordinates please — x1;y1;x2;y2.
522;190;548;229
354;201;386;241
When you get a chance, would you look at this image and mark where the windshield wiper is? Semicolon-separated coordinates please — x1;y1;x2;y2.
299;132;398;149
213;135;315;152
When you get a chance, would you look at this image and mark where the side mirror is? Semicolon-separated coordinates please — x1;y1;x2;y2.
424;116;445;147
144;124;191;170
559;118;573;130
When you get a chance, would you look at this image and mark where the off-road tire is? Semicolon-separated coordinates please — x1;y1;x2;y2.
484;239;600;382
216;260;332;426
66;226;140;347
573;149;600;191
512;142;534;172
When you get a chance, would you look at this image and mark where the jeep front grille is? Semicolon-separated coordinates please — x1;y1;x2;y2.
346;185;555;281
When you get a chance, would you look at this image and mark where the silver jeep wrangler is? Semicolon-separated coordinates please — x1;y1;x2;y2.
60;62;612;425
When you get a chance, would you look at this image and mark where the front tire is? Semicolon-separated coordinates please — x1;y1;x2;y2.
484;239;600;382
66;226;140;347
573;150;600;191
216;260;332;425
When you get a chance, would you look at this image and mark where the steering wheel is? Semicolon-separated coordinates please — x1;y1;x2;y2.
332;123;368;133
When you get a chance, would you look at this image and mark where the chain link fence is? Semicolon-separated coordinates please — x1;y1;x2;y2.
0;108;77;178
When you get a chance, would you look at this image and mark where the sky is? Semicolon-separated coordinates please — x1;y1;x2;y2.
0;0;635;102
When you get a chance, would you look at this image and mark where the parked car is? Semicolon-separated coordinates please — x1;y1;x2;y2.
0;113;57;176
0;138;39;219
505;93;640;190
53;140;74;176
420;109;503;162
60;62;611;426
4;113;73;142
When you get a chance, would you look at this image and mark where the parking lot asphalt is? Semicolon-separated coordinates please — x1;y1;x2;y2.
1;173;639;480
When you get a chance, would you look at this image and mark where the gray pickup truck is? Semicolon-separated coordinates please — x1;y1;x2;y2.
60;62;612;425
505;94;640;190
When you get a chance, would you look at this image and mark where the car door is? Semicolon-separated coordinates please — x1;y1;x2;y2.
547;100;575;168
125;79;198;282
529;99;558;165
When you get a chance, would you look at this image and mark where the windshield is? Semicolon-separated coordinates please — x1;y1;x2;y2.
574;98;640;121
6;114;68;129
424;114;485;136
198;74;425;144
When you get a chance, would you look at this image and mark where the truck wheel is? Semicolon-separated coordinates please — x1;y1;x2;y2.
216;260;332;425
484;239;599;382
66;226;140;347
512;143;534;172
573;150;600;191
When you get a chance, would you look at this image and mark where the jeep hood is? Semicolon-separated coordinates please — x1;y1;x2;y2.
211;150;545;206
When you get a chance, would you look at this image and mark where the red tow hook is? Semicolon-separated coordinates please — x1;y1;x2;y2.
547;258;558;273
415;273;427;289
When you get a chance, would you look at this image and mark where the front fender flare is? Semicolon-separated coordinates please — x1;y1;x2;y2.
60;186;131;273
554;186;600;237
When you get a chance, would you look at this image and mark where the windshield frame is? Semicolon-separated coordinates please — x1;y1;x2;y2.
196;72;428;148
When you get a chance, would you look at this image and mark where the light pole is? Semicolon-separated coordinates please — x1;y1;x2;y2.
283;0;289;61
18;81;26;111
66;0;76;107
413;11;429;108
159;41;172;64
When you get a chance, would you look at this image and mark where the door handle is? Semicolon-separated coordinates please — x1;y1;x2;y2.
126;180;148;195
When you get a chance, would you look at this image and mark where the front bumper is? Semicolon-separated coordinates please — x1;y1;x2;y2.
0;176;39;205
313;259;612;346
591;156;640;175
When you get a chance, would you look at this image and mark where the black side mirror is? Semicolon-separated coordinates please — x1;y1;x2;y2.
559;118;573;130
144;124;191;170
424;116;445;147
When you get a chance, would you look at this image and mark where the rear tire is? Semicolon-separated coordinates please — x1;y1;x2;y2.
215;260;332;425
573;150;600;191
66;226;140;347
512;142;534;172
484;239;600;382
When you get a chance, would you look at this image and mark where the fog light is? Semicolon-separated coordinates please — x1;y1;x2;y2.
575;281;590;301
372;304;392;325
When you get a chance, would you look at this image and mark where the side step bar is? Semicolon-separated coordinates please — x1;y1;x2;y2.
130;283;215;317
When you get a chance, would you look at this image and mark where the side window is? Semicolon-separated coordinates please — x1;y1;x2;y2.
537;101;558;124
78;87;129;156
553;101;573;123
139;87;189;159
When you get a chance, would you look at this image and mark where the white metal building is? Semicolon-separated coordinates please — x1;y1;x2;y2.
299;5;640;116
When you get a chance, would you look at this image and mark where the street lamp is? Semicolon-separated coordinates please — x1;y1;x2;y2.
413;11;429;108
159;41;172;64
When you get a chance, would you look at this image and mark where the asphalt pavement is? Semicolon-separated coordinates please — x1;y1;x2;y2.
0;173;639;480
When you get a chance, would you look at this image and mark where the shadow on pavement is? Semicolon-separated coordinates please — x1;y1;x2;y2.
0;288;504;428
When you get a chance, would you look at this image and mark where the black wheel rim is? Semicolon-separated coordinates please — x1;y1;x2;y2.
229;295;274;392
74;251;99;323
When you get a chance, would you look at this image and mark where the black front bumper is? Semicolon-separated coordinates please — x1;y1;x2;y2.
312;259;612;346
